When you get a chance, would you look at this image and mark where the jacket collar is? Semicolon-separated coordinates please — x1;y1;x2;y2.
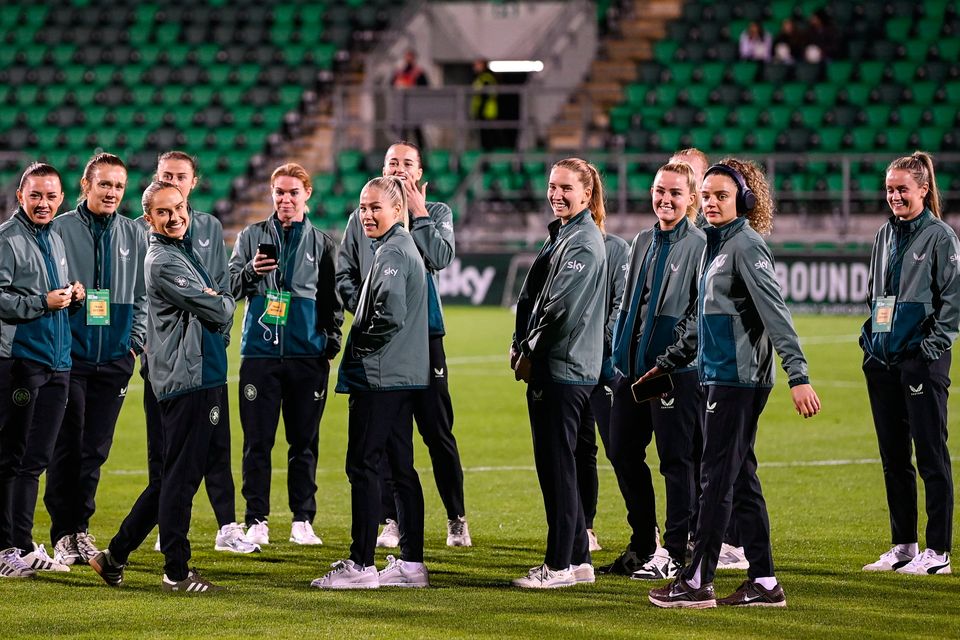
13;208;50;235
548;209;592;240
705;216;747;244
652;216;690;242
371;222;404;251
889;208;932;234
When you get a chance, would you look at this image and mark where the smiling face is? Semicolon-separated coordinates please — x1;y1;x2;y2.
651;170;694;231
145;187;189;239
885;168;928;220
18;174;64;226
382;144;423;187
701;173;739;227
157;158;198;199
82;163;127;216
272;175;311;227
358;185;402;238
547;166;591;223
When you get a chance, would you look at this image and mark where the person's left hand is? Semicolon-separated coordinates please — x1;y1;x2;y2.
71;280;86;304
403;175;429;219
514;353;532;383
790;383;821;418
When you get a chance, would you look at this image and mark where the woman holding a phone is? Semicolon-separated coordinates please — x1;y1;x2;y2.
510;157;607;589
228;163;343;548
645;159;821;609
600;161;706;581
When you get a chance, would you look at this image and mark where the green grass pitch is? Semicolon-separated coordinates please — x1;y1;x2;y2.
2;308;958;639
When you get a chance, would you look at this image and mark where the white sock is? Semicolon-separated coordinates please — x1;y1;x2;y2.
896;543;919;556
754;576;778;590
686;563;702;588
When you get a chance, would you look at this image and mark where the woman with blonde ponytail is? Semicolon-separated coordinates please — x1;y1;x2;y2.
860;151;960;576
314;176;430;589
509;158;607;588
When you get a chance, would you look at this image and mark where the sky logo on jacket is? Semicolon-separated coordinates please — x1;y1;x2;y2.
565;260;585;272
383;267;399;277
950;253;959;265
755;259;769;270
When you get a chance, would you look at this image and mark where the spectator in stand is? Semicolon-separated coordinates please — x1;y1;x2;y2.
739;22;772;62
772;19;806;64
805;10;842;63
391;49;430;150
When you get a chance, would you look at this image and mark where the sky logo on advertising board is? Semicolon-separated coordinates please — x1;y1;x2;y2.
439;258;496;304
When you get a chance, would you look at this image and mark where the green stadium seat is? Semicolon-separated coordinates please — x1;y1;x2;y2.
885;17;913;41
623;84;646;106
826;61;854;84
894;105;924;128
876;127;911;150
336;150;364;173
856;61;885;85
929;105;957;128
680;85;710;107
862;105;891;128
811;84;839;107
653;40;679;63
813;127;845;151
668;62;695;85
744;128;777;152
910;127;944;150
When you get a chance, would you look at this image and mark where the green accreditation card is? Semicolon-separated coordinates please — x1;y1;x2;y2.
871;296;895;333
263;289;291;326
86;289;111;326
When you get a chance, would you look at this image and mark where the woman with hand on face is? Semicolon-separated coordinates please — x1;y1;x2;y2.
646;159;821;609
600;161;705;581
860;152;959;576
91;182;234;593
229;164;342;549
0;163;84;577
313;176;429;589
510;158;608;589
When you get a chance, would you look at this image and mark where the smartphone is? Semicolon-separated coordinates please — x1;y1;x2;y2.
257;243;278;261
631;373;674;404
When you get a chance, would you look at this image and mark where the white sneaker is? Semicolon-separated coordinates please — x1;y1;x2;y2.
895;549;952;575
310;559;380;589
378;555;430;588
717;543;749;570
22;543;70;572
154;535;161;552
215;523;261;553
631;547;680;580
512;564;576;589
0;548;36;578
244;520;269;546
570;562;595;584
447;516;472;547
290;521;322;545
863;545;916;571
74;532;100;564
376;519;401;548
53;534;80;566
587;529;602;552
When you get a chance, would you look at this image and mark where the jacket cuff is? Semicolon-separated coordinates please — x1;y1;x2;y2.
788;376;810;388
410;216;432;229
39;293;49;311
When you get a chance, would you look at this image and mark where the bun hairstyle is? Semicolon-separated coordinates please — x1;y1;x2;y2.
80;152;126;200
141;180;180;215
552;157;606;233
887;151;941;218
363;176;409;229
655;161;700;221
709;158;774;235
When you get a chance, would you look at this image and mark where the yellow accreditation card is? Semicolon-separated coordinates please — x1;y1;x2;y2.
263;289;291;326
871;296;895;333
86;289;111;326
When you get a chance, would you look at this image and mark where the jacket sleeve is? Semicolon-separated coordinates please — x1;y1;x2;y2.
228;226;261;299
920;230;960;361
410;203;455;271
0;241;47;321
317;232;345;358
207;216;231;294
154;259;236;328
353;246;406;356
736;244;810;385
129;231;148;353
520;238;602;358
335;210;363;314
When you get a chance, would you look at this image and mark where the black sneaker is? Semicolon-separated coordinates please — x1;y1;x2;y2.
89;550;125;587
597;546;647;575
648;576;716;609
717;579;787;607
161;568;223;594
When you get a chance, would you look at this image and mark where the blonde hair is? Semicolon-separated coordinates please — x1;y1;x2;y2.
552;157;606;233
270;162;312;191
717;157;774;235
363;176;409;229
670;148;709;169
887;151;941;218
654;161;700;222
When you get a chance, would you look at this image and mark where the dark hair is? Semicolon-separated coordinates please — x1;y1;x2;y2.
552;157;606;233
156;150;199;178
887;151;941;218
80;152;126;199
386;140;423;168
141;180;181;215
713;158;774;235
19;162;63;192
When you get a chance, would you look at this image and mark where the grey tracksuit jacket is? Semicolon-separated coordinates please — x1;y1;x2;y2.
658;217;810;388
860;209;960;365
336;201;454;336
145;233;235;400
0;210;72;370
513;210;608;385
336;222;429;392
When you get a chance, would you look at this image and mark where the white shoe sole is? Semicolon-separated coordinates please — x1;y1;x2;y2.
716;561;749;570
311;581;380;589
380;580;429;588
214;544;261;553
648;595;717;609
290;538;323;545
